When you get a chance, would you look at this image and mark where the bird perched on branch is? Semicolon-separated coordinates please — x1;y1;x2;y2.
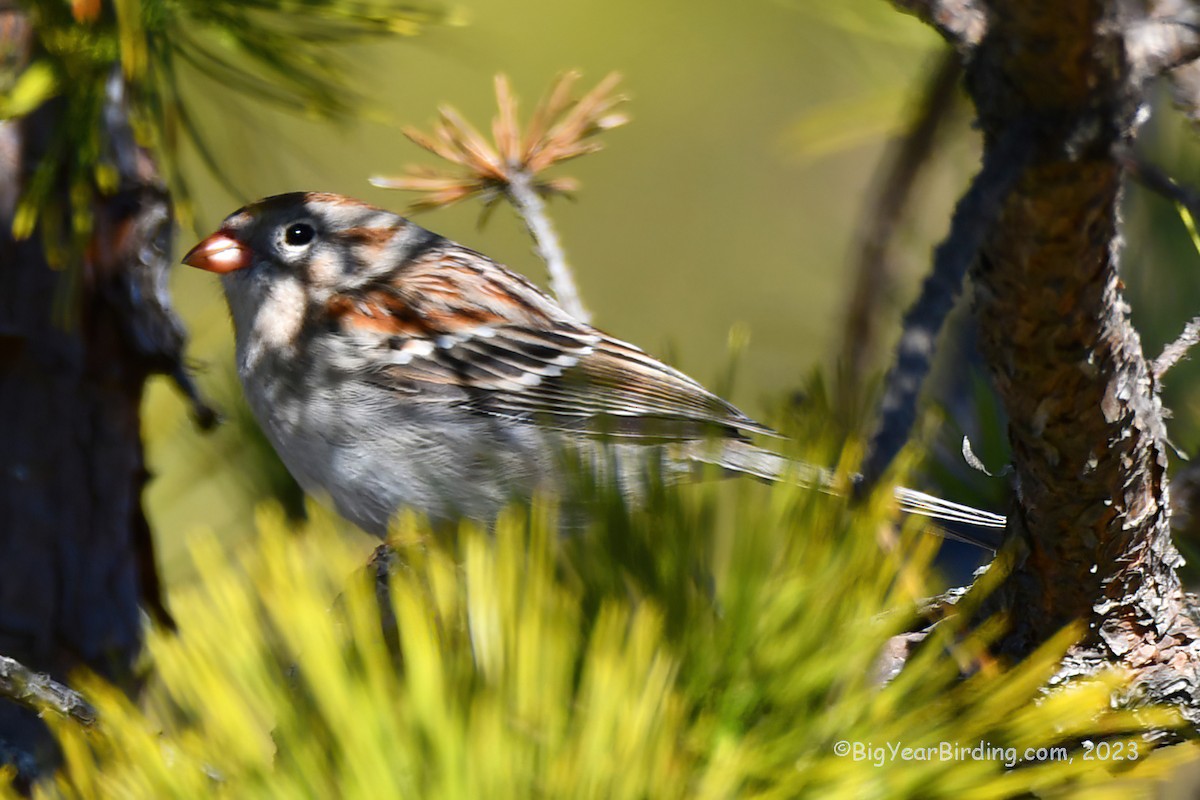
184;192;1006;548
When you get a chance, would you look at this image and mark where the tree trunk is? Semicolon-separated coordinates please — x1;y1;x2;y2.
889;0;1200;721
0;7;194;773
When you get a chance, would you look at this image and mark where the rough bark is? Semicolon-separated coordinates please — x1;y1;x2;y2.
883;0;1200;721
0;6;201;776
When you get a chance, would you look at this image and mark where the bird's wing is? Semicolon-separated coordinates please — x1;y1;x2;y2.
318;244;775;442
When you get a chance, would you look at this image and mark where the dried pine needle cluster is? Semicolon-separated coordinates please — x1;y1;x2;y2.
372;71;629;212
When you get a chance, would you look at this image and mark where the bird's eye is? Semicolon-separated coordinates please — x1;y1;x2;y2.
284;222;316;247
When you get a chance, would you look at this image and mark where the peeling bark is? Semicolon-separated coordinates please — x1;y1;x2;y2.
885;0;1200;722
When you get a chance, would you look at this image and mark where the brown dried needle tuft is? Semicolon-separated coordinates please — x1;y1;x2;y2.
372;72;628;321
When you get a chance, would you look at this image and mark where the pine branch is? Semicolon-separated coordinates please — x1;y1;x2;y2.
373;72;629;320
0;654;95;726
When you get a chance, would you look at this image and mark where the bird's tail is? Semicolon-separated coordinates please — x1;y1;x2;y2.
678;439;1006;551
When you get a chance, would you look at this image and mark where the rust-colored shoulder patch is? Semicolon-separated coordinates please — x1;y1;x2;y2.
325;291;428;336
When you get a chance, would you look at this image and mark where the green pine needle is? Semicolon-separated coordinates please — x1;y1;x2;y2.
5;470;1192;798
0;0;450;263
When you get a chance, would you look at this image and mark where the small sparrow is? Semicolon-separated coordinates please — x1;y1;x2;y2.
184;192;1005;547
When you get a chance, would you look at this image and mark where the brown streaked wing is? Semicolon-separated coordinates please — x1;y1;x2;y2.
461;334;778;440
325;243;775;440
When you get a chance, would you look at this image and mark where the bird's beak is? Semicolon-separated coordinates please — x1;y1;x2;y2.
182;231;251;274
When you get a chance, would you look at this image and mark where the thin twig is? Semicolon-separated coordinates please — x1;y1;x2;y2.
842;49;962;389
859;120;1035;491
0;654;96;726
1154;317;1200;379
889;0;987;49
506;169;589;322
1151;1;1200;121
1120;147;1200;223
1126;13;1200;83
1122;151;1200;380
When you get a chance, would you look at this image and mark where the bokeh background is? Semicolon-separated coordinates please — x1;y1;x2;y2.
140;0;1200;583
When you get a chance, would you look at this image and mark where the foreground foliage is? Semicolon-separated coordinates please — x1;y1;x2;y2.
2;0;448;259
4;473;1196;798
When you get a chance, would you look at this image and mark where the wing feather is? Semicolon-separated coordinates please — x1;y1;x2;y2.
320;243;775;442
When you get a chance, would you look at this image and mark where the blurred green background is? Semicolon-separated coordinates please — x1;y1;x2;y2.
140;0;1200;583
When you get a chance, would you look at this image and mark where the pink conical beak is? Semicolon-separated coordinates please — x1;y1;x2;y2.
182;232;251;273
